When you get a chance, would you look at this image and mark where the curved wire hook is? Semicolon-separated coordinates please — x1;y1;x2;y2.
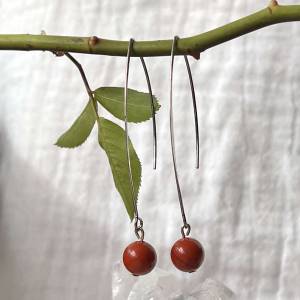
140;57;157;170
124;38;144;240
170;36;191;237
124;38;136;216
170;36;201;237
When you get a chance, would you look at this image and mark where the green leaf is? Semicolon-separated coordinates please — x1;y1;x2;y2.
55;100;96;148
98;117;141;220
94;87;160;123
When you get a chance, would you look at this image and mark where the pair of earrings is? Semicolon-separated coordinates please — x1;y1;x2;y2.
122;37;204;276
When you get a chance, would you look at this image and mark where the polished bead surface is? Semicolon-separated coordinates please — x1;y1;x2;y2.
123;241;157;276
171;237;204;272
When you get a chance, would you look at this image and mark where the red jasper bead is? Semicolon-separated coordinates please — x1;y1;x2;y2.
171;237;204;273
123;241;157;276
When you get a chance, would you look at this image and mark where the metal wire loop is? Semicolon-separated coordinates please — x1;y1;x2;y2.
140;57;157;170
134;217;144;240
135;226;145;241
181;223;191;238
134;217;143;229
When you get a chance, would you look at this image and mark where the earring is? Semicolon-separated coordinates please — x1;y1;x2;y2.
122;39;157;276
169;36;205;273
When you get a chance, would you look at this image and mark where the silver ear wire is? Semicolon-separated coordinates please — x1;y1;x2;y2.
140;57;157;170
170;36;191;237
124;38;144;240
183;55;200;169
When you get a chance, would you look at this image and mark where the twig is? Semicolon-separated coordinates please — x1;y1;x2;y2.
0;4;299;58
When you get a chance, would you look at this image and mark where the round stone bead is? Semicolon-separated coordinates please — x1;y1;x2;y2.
171;237;204;272
123;241;157;276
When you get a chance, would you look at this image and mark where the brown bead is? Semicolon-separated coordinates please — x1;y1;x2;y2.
123;241;157;276
171;237;204;273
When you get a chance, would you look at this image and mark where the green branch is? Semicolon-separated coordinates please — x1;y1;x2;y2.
0;3;299;58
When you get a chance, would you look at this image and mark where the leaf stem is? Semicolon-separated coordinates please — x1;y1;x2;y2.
0;4;300;58
64;52;100;122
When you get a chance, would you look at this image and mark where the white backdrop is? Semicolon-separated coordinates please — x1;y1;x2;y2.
0;0;300;299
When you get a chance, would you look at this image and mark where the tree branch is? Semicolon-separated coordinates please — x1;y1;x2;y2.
0;4;299;58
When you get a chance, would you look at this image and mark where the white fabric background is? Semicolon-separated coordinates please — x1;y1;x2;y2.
0;0;300;299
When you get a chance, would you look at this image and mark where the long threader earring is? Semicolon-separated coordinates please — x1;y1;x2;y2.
122;39;157;276
169;36;205;273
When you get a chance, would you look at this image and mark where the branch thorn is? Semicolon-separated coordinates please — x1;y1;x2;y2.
88;36;100;47
269;0;279;8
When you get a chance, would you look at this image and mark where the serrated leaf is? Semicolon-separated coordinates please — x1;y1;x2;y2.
55;100;96;148
98;117;141;220
94;87;160;123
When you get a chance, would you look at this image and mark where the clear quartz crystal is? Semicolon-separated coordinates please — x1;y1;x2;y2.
112;262;235;300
